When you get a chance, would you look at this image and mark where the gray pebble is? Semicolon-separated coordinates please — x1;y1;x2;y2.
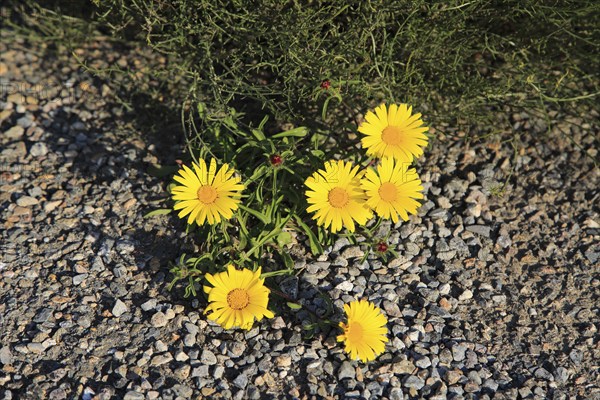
16;196;39;207
151;353;173;366
233;373;248;389
415;356;431;369
338;361;355;380
123;392;145;400
403;375;424;390
554;367;569;383
33;307;53;323
389;387;404;400
452;343;467;361
466;225;491;237
112;299;128;317
0;346;12;365
534;367;554;381
458;289;473;301
569;349;583;365
141;299;157;311
200;350;218;365
72;273;87;285
482;379;499;391
5;125;24;140
151;311;168;327
29;142;48;157
172;385;193;398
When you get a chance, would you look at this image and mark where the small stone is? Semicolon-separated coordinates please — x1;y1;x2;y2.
444;370;463;385
452;344;467;362
275;354;292;368
390;387;404;400
172;385;193;398
33;307;53;323
466;225;491;237
437;196;452;209
403;375;425;390
5;126;24;140
72;274;87;285
335;281;353;291
151;311;168;327
392;359;416;375
437;250;457;261
174;364;191;380
112;300;128;317
569;349;583;365
150;353;173;366
415;356;431;369
534;367;554;381
554;367;569;383
16;196;39;207
123;391;145;400
233;373;248;389
338;361;355;380
458;289;473;301
29;142;49;157
483;379;499;391
341;246;364;259
0;346;12;365
141;299;157;311
27;343;45;354
183;334;196;347
200;349;218;365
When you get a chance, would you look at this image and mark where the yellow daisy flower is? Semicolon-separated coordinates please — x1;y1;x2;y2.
361;157;424;223
359;103;428;163
305;160;372;233
203;265;274;330
171;158;244;225
337;299;388;362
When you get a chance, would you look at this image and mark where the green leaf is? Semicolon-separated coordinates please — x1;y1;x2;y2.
281;251;294;270
250;129;266;141
310;149;325;158
287;302;302;310
276;231;292;247
144;209;172;218
293;215;323;255
147;164;179;178
238;204;271;225
272;127;308;138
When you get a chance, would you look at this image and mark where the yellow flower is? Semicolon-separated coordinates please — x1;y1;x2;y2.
171;158;244;225
203;265;274;330
337;299;388;362
361;157;424;223
359;103;428;163
305;160;372;233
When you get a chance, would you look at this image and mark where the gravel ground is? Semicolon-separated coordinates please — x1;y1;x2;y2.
1;35;599;400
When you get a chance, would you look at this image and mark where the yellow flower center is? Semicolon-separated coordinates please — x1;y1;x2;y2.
197;185;218;204
378;182;398;202
381;126;404;146
346;321;364;342
227;288;250;310
328;187;350;208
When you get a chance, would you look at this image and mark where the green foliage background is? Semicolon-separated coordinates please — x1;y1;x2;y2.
8;0;597;138
97;0;599;130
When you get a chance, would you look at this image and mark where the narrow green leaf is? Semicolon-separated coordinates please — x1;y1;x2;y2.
239;204;271;224
250;128;266;141
293;215;323;255
144;209;172;218
287;302;302;310
272;127;308;138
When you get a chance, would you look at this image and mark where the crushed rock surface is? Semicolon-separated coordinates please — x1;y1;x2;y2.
1;32;599;400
